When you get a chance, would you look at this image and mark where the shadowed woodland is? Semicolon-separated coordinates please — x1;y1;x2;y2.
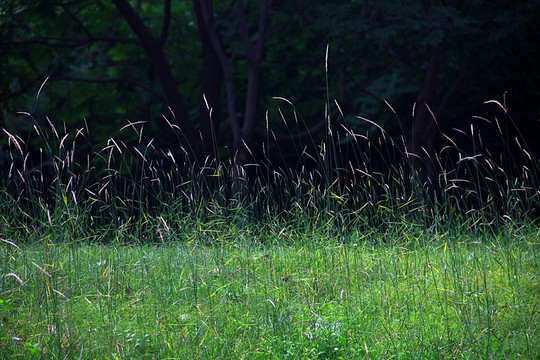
1;0;539;225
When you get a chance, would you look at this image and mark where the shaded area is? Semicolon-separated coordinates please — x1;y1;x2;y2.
1;1;539;225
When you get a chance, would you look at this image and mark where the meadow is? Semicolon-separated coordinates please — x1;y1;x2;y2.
1;98;539;359
1;225;539;359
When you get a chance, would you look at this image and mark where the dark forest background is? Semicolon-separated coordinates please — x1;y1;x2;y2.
1;0;539;191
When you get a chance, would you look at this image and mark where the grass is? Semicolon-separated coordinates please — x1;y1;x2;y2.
1;92;539;358
2;227;539;359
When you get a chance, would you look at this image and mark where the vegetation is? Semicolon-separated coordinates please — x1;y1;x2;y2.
1;91;539;358
2;230;539;359
1;0;539;171
1;1;539;359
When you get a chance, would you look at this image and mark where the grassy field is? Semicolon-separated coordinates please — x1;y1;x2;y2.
1;98;539;358
1;225;539;359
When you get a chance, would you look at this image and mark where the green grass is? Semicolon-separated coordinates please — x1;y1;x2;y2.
2;226;539;359
1;96;539;358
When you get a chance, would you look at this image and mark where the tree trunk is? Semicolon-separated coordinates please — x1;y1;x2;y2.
113;0;204;165
194;1;223;161
409;47;439;189
234;0;269;192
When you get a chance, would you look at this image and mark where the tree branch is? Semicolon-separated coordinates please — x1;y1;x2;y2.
49;76;165;100
60;4;94;39
112;0;159;52
254;1;269;61
241;0;269;144
198;0;242;148
112;0;201;162
235;0;254;63
1;36;140;47
159;0;171;46
6;14;141;47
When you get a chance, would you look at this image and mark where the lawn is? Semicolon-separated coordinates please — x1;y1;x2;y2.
2;225;538;359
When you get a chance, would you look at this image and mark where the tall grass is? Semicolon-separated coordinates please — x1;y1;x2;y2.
1;89;539;358
2;93;538;242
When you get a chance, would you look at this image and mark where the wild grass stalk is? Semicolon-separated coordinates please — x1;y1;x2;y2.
3;87;538;239
1;88;538;358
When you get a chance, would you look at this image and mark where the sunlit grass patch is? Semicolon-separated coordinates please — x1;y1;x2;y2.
1;229;538;359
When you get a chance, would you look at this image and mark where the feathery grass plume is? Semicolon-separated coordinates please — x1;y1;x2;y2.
1;80;538;242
